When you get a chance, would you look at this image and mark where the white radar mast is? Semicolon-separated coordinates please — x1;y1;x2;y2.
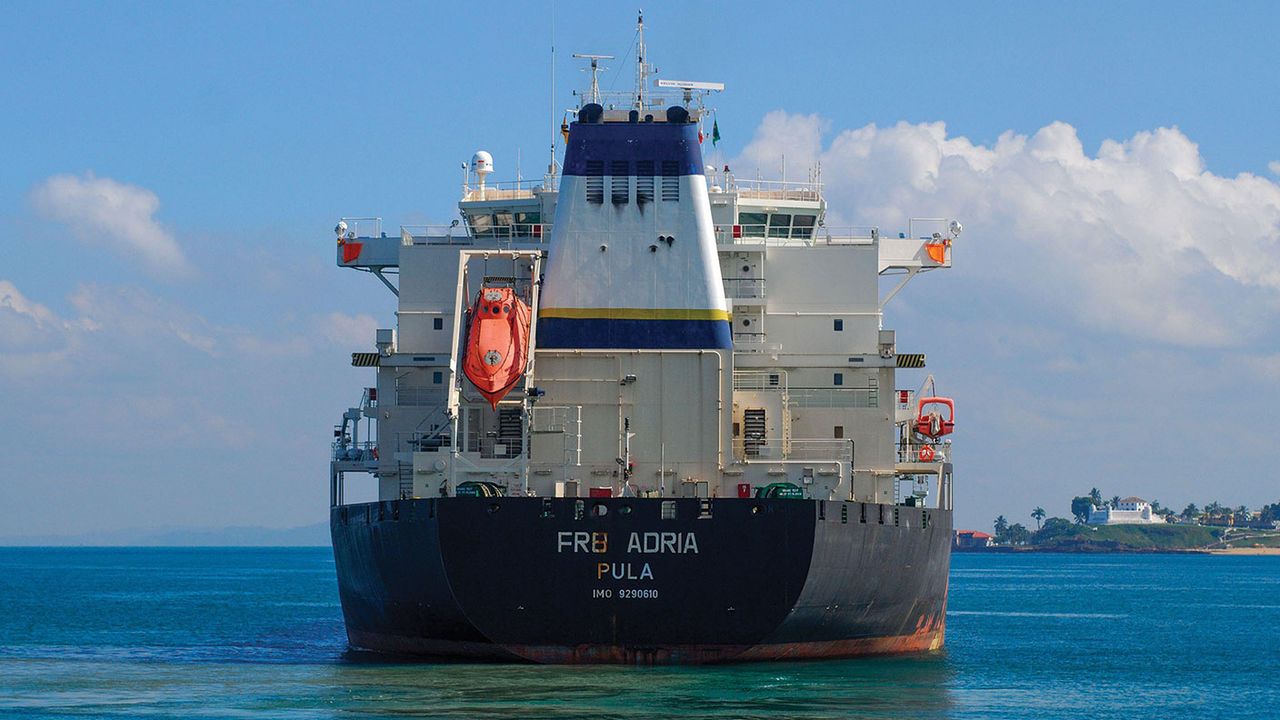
572;53;613;105
471;150;493;200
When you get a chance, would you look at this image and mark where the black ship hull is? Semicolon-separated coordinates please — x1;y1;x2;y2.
330;497;951;664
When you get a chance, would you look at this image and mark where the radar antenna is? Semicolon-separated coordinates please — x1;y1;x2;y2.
655;78;725;113
572;53;613;104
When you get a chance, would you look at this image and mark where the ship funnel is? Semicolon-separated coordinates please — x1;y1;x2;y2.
538;107;730;349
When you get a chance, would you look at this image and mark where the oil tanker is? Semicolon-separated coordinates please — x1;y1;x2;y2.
328;16;961;664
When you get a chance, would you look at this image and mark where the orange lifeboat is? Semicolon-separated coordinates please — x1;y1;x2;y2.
462;287;532;409
914;396;955;438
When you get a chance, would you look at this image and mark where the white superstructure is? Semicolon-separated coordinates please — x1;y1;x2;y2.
328;35;961;513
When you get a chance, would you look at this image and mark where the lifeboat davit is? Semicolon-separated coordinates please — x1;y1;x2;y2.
462;287;532;409
914;396;955;438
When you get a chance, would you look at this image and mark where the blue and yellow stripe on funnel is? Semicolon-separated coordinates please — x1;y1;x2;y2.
537;307;732;349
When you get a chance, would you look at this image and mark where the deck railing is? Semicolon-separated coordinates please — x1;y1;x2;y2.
712;224;878;246
461;178;557;202
739;438;853;462
397;224;551;245
720;178;823;202
332;440;377;463
338;216;382;240
896;442;953;464
721;276;766;299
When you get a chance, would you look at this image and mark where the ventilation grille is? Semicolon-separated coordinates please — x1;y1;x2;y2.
661;160;680;202
610;161;630;205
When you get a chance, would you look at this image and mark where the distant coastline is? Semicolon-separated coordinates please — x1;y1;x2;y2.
960;490;1280;555
0;521;330;547
957;545;1280;556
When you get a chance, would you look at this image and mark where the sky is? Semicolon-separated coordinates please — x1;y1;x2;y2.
3;0;1280;537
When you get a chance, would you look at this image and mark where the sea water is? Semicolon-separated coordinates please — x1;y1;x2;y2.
0;547;1276;719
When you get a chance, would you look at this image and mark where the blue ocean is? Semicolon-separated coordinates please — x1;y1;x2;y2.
1;548;1276;719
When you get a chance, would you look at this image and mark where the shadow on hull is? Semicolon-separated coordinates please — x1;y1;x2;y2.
331;497;951;664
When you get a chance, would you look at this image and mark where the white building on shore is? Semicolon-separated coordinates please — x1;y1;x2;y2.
1088;497;1160;525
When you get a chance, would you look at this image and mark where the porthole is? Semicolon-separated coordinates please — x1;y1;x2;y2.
742;319;751;327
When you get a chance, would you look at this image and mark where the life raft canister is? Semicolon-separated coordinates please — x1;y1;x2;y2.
918;445;936;462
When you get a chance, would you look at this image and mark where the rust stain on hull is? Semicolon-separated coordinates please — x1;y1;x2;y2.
484;627;945;665
350;625;947;665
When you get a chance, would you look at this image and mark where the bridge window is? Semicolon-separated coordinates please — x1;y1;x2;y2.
433;371;443;384
833;319;844;331
433;317;443;330
793;214;816;239
468;213;493;236
739;212;766;237
834;373;844;386
768;214;792;238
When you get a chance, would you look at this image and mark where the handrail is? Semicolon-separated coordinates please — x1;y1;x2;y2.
721;276;766;298
339;216;382;239
712;224;878;246
739;438;851;461
465;178;557;192
398;223;551;245
733;370;788;391
332;440;377;463
896;441;952;464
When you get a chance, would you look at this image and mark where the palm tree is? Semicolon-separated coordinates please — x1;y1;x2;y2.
1110;495;1122;508
1090;488;1103;505
1032;507;1046;530
994;515;1010;542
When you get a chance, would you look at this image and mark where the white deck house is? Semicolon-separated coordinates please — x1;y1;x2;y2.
1088;496;1159;525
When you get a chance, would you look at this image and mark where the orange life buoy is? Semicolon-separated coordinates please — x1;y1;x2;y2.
918;445;936;462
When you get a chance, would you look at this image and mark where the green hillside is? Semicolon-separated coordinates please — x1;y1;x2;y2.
1031;521;1220;551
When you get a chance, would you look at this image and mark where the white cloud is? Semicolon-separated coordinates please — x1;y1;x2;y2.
0;280;309;454
68;284;216;353
0;279;97;376
29;172;193;278
1271;160;1280;177
734;116;1280;347
318;312;378;347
